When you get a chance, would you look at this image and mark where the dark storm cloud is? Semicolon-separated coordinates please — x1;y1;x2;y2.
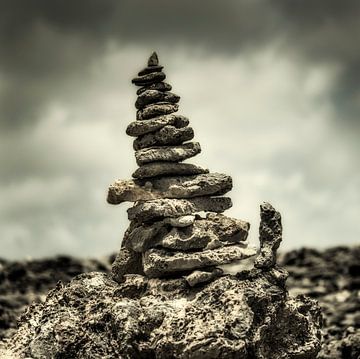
0;0;359;129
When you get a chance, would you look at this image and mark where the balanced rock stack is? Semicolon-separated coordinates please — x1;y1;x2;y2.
108;52;257;285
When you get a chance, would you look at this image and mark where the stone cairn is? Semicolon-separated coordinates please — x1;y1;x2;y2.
108;52;257;286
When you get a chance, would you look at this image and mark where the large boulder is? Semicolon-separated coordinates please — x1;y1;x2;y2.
0;268;322;358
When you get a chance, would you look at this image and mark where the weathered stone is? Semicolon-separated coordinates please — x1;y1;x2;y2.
0;272;322;358
185;268;223;287
135;90;180;109
255;202;282;270
148;51;159;66
132;72;166;86
135;142;201;165
143;245;257;277
128;197;233;222
107;173;232;204
111;247;143;283
126;115;189;137
157;213;250;251
132;162;209;179
136;102;178;120
163;215;196;227
138;65;163;76
137;82;172;95
133;126;194;150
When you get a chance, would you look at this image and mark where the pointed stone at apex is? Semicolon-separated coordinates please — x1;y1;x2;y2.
148;52;159;66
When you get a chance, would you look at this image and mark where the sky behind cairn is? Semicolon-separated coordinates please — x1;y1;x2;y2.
0;0;359;258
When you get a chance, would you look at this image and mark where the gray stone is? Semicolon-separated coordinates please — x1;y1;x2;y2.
148;51;159;66
132;72;166;86
111;246;144;283
133;126;194;150
138;65;163;76
0;272;322;359
127;197;233;222
157;213;250;251
136;102;178;120
107;173;233;204
185;268;223;287
163;215;196;227
135;142;201;165
137;82;172;95
255;202;282;270
142;245;257;277
132;162;209;179
126;115;189;137
135;90;180;110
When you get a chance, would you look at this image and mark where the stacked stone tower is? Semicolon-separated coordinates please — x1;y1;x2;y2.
108;52;257;286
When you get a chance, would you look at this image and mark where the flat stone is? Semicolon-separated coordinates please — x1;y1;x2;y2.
126;115;189;137
107;173;233;204
127;197;232;222
138;65;163;76
137;82;172;95
135;90;180;110
135;142;201;165
163;215;196;227
185;268;223;287
136;102;178;120
132;162;209;179
255;202;282;270
142;245;257;277
133;126;194;150
132;72;166;87
148;51;159;66
157;213;249;251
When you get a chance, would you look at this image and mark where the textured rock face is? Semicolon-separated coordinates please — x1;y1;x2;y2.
0;271;322;358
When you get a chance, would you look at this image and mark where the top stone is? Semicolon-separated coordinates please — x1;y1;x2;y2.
148;52;159;66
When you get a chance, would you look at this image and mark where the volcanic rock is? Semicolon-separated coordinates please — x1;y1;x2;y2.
143;245;257;277
111;247;144;282
185;268;224;287
255;202;282;270
133;126;194;150
132;71;166;86
136;102;179;120
135;142;201;165
132;162;209;179
127;197;232;222
135;90;180;109
126;115;189;137
136;82;172;95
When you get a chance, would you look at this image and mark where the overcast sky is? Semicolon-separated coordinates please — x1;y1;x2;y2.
0;0;359;259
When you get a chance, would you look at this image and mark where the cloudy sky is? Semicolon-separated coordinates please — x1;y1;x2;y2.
0;0;359;259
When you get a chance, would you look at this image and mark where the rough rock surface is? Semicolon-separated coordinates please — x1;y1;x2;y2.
133;125;194;150
107;173;231;204
132;71;166;86
127;197;233;222
126;115;189;137
111;247;144;282
136;82;172;95
0;270;322;359
138;65;163;76
143;245;257;277
185;268;224;287
255;202;282;269
136;102;178;120
135;90;180;109
135;142;201;165
132;162;209;179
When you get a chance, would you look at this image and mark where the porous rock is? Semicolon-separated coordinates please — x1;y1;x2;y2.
136;102;179;120
136;82;172;95
0;271;322;359
133;125;194;150
135;90;180;109
135;142;201;165
127;197;232;222
255;202;282;270
185;267;223;287
111;247;144;282
126;114;189;137
132;162;209;179
107;173;232;204
142;245;257;277
132;71;166;86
